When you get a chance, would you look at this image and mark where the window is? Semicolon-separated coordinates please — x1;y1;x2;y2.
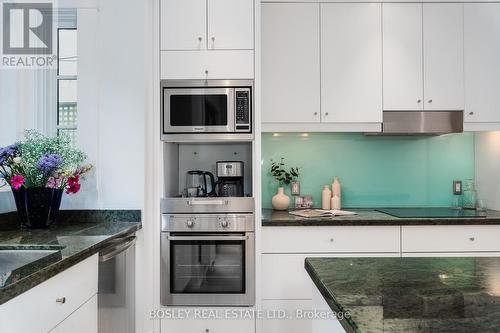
57;28;78;145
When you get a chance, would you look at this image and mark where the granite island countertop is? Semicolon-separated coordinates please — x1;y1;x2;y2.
262;208;500;226
0;210;141;306
305;256;500;333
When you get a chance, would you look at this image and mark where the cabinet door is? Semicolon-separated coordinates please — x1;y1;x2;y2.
383;3;423;111
161;50;254;79
321;3;382;123
262;300;314;333
423;3;464;111
208;0;254;50
465;4;500;123
160;0;206;50
161;308;255;333
50;296;97;333
262;3;320;123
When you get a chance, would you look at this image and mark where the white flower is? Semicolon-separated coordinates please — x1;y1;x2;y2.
13;157;21;164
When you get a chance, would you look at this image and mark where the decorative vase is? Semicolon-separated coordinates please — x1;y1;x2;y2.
12;187;63;229
272;187;290;211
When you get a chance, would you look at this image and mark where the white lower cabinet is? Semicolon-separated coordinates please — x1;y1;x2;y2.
262;226;400;253
311;283;346;333
160;307;255;333
261;225;500;333
0;254;98;333
402;225;500;253
261;299;314;333
49;295;98;333
260;227;400;333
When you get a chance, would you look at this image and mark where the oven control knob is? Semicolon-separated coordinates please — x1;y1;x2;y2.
186;220;195;228
221;219;229;228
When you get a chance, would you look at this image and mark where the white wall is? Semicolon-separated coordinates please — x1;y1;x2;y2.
0;1;146;211
475;132;500;210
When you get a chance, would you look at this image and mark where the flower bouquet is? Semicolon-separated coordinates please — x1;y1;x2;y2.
0;130;92;228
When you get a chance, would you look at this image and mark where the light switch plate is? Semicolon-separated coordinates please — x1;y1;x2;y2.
453;180;462;195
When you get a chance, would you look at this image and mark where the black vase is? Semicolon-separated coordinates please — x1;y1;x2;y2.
12;187;64;229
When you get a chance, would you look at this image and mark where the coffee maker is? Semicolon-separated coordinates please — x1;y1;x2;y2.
215;161;244;197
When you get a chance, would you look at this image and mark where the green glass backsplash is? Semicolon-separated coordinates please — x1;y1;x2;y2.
262;133;475;208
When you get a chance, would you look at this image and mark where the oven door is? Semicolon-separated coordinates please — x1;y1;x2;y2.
161;232;255;306
163;87;235;133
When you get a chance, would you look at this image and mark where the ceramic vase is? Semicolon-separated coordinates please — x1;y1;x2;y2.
272;187;290;211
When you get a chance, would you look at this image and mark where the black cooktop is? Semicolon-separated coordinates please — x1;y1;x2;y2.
376;207;487;218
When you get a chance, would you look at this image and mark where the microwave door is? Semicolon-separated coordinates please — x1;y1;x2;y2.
164;88;235;133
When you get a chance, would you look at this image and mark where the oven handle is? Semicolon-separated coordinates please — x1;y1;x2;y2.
187;199;229;206
166;235;249;241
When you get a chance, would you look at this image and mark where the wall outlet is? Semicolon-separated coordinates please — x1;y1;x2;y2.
453;180;462;195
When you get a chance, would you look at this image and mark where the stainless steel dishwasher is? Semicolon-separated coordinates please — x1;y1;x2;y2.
98;235;136;333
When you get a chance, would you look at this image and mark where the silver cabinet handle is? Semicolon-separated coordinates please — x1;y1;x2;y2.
330;238;334;243
417;99;421;103
428;99;433;103
469;237;475;241
325;112;329;116
167;235;248;241
469;111;474;115
198;37;202;42
99;236;136;262
211;36;215;48
313;112;318;116
56;297;66;304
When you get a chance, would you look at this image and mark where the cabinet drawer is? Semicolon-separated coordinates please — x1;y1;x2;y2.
161;50;254;79
262;253;397;300
402;226;500;253
161;307;255;333
262;226;400;253
0;254;98;333
262;299;313;333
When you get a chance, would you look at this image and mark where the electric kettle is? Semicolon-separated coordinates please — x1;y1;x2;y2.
185;170;216;197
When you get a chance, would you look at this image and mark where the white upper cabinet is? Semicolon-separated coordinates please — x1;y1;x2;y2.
321;3;382;123
383;3;464;111
161;0;254;51
423;3;464;111
161;0;207;50
262;3;320;123
208;0;254;50
383;3;424;111
464;4;500;124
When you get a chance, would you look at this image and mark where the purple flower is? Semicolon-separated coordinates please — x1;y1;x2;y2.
37;154;62;175
0;143;18;165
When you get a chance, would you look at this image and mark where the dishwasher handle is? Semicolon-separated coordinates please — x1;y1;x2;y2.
99;236;136;262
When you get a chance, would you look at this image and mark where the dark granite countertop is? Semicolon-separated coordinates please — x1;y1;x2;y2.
262;208;500;226
305;257;500;333
0;210;141;306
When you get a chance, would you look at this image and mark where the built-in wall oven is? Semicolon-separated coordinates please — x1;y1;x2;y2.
161;80;253;141
160;204;255;306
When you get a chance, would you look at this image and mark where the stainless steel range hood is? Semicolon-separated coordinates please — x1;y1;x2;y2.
378;111;463;135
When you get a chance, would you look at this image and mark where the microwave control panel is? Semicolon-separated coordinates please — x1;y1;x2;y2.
235;88;251;132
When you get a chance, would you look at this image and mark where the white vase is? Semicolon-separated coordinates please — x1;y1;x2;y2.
272;187;290;211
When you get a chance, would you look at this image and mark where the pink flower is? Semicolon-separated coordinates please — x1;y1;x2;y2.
10;175;24;190
46;177;62;189
66;175;81;194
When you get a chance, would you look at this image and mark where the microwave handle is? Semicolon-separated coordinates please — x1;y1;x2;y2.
167;235;248;241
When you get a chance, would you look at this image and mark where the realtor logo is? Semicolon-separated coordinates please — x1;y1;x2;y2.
1;1;56;69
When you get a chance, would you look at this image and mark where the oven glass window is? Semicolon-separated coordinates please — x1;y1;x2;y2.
170;94;228;126
170;238;245;294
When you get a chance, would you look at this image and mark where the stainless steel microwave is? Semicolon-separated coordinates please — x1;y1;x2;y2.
161;80;253;141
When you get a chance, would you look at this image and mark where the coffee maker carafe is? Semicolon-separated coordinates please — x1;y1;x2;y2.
215;161;244;197
185;170;216;197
